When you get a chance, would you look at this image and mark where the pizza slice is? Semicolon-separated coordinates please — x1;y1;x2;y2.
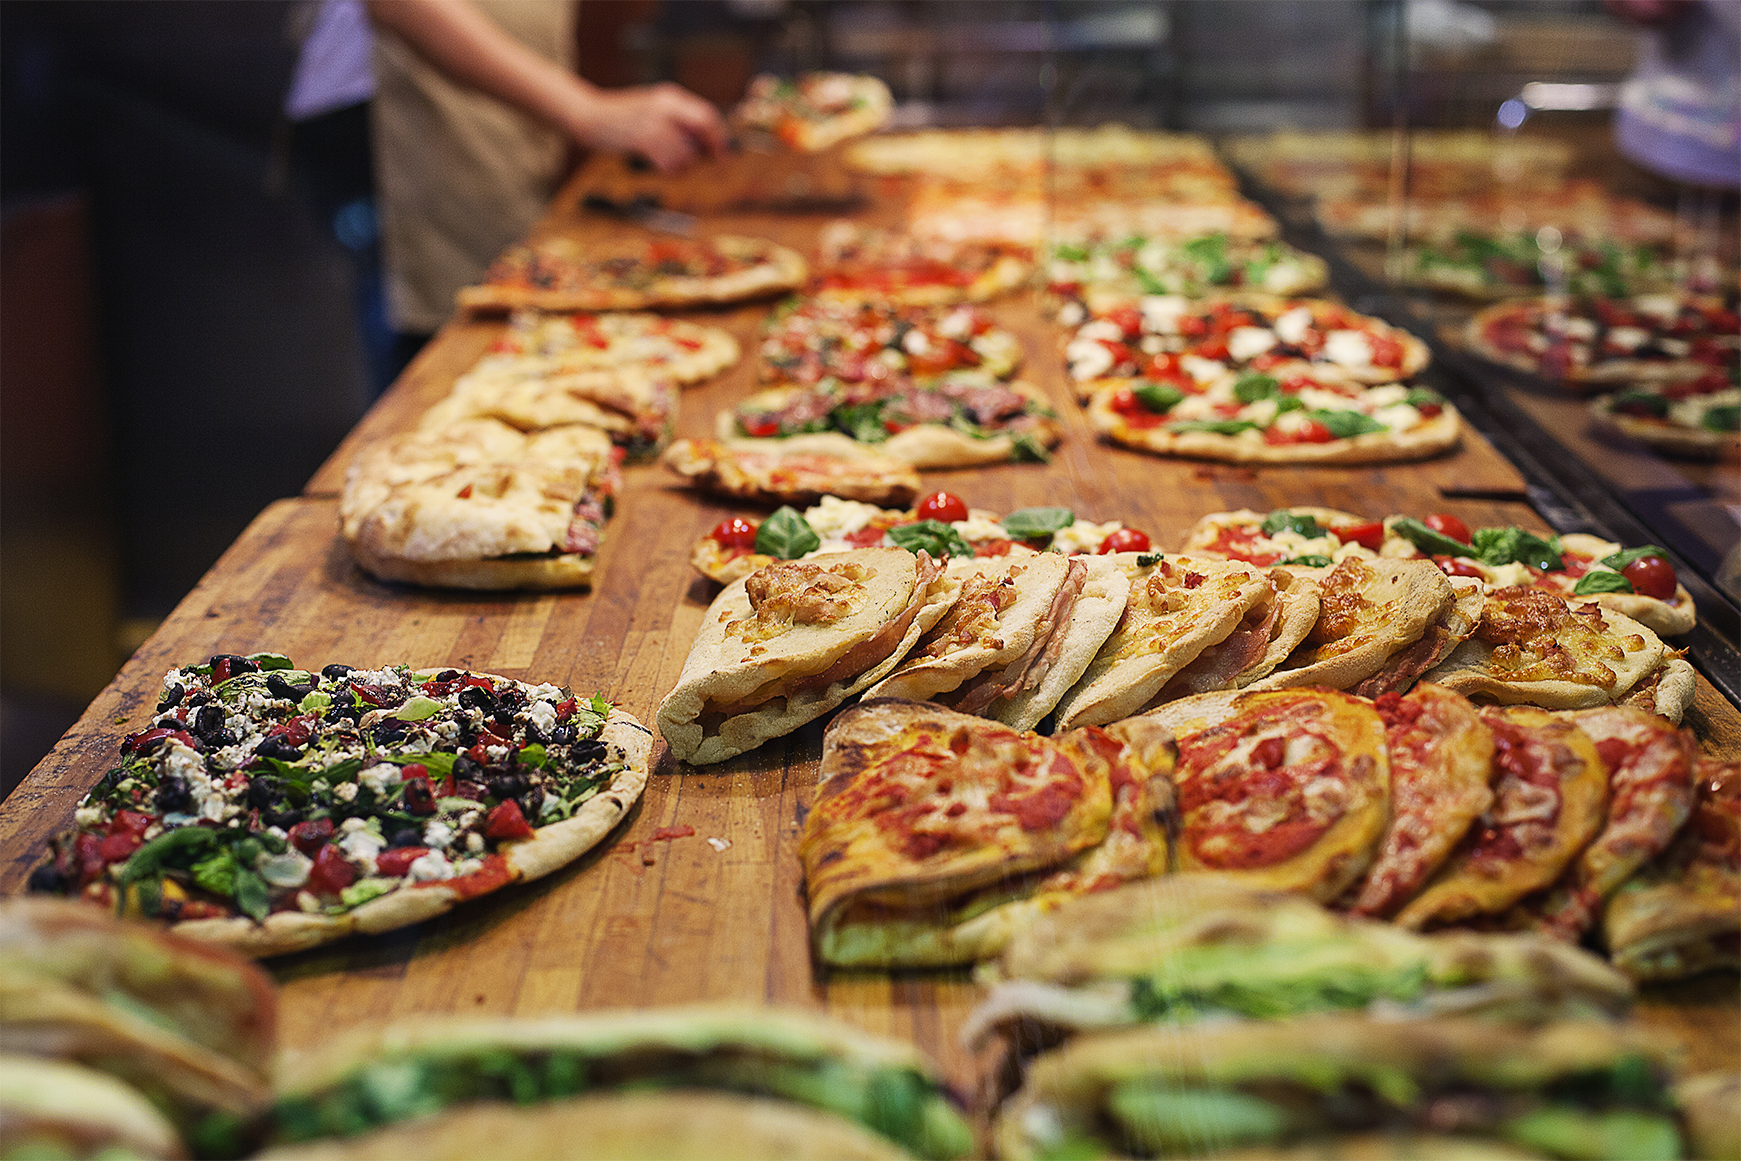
1348;575;1486;698
1401;230;1685;300
1346;683;1496;918
1147;566;1322;701
660;435;921;509
799;699;1174;967
657;548;961;765
1602;756;1739;981
340;420;622;591
1053;554;1272;728
457;233;808;313
1591;374;1740;460
1422;587;1669;711
421;363;677;459
28;657;652;957
1246;555;1455;692
758;299;1023;389
810;221;1031;307
731;72;892;151
1394;706;1608;930
486;309;740;386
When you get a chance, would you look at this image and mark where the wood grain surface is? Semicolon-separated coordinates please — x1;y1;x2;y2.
5;148;1735;1119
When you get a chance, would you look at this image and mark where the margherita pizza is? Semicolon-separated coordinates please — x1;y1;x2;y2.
28;656;651;957
482;309;740;386
1401;231;1684;300
731;72;893;151
1048;233;1328;300
810;221;1031;307
759;299;1023;389
1465;293;1739;386
1591;373;1739;460
456;233;807;313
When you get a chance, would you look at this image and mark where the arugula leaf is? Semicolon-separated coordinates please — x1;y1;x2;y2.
1310;409;1387;439
888;520;972;560
1703;404;1739;433
1233;374;1280;403
1573;570;1634;595
248;653;294;671
1260;510;1323;539
1471;526;1563;571
1389;516;1474;558
833;400;888;444
754;507;820;559
1133;381;1185;413
1598;546;1667;571
1167;419;1261;436
1001;507;1076;538
299;690;332;713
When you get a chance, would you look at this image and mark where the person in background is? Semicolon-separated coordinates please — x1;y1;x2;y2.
1606;0;1741;189
363;0;728;377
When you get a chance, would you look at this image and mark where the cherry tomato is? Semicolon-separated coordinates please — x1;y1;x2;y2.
107;810;153;838
483;799;535;840
308;844;356;896
915;491;969;523
1435;555;1486;579
974;538;1017;557
98;833;143;864
709;516;758;551
288;818;334;856
1341;521;1385;552
1098;528;1152;554
1297;419;1335;444
375;847;428;878
1622;555;1677;600
1423;513;1471;544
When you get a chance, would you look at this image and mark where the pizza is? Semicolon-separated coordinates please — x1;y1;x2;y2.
27;655;651;956
1052;554;1274;728
758;299;1023;390
1465;293;1739;386
456;233;808;312
722;376;1062;468
1526;705;1699;941
1082;364;1462;466
420;362;677;459
340;419;621;591
1591;373;1740;459
908;188;1279;247
1182;507;1698;638
1314;181;1680;245
1047;233;1328;300
482;308;740;387
688;493;1155;587
1150;567;1322;700
1401;230;1683;300
730;72;893;151
799;698;1174;967
1346;684;1496;917
810;221;1031;307
660;435;922;508
657;548;961;766
1061;296;1430;391
840;124;1222;178
1603;756;1740;981
1422;586;1672;714
1225;128;1576;201
1394;706;1609;930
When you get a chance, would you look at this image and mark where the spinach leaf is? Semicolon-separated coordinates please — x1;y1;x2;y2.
1389;516;1474;558
233;868;272;922
116;828;223;906
1001;507;1076;538
1573;571;1634;595
1310;409;1386;439
1471;526;1563;571
754;507;821;559
1133;381;1185;413
517;743;548;770
833;401;888;444
1260;510;1323;539
1233;374;1280;403
1702;404;1739;433
248;653;294;671
888;520;972;560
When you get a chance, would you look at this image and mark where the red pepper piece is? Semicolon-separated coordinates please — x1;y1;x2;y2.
376;846;429;877
108;810;153;837
482;800;534;840
402;777;437;816
309;844;356;895
287;818;334;855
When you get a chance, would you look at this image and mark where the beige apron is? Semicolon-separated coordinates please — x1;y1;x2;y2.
371;0;573;333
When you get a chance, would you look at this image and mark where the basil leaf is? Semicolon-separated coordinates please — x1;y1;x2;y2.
1134;552;1163;567
1133;266;1171;295
1405;388;1444;409
1167;419;1261;436
116;828;222;903
888;520;972;560
1598;545;1667;571
1054;243;1089;262
833;400;888;444
1472;526;1563;571
1133;381;1185;413
1274;394;1305;414
1261;510;1324;539
1310;409;1387;439
1001;507;1076;538
754;507;820;559
1233;374;1280;403
1181;233;1232;283
1573;570;1634;595
1389;516;1474;558
1702;404;1739;433
1282;554;1333;567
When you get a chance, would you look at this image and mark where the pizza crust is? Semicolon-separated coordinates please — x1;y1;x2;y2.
1089;396;1462;466
166;711;652;957
1591;395;1740;460
1422;597;1666;709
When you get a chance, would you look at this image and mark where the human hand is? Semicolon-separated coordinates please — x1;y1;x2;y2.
579;83;728;172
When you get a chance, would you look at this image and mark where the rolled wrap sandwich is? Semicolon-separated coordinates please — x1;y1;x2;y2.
994;1013;1686;1161
261;1005;973;1160
659;547;960;764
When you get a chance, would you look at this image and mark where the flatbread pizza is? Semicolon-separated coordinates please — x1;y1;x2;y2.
661;435;922;508
1047;232;1328;299
731;72;893;151
1464;293;1738;386
810;221;1031;307
1591;376;1739;460
758;300;1024;390
28;656;651;957
420;363;677;458
483;308;740;386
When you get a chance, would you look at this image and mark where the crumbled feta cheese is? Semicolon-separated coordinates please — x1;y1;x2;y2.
466;832;485;853
334;781;359;803
423;820;454;850
407;850;453;882
1226;326;1277;361
75;806;106;828
359;763;399;796
339;827;384;863
526;700;557;734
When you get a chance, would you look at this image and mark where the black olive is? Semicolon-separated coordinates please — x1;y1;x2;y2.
185;691;212;708
452;754;482;781
569;739;608;762
487;774;527;800
523;721;548;746
549;725;576;746
248;776;284;809
321;664;355;680
523;787;544;815
153;715;185;731
497;686;527;709
157;683;185;710
210;654;258;675
455;729;477;748
27;864;65;893
458;687;498;714
262;807;301;829
194;704;226;737
388;827;424;848
326;702;361;723
156;775;193;813
492;708;517;729
266;674;312;702
372;720;408;745
255;736;303;762
436;669;461;681
206;729;238;749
